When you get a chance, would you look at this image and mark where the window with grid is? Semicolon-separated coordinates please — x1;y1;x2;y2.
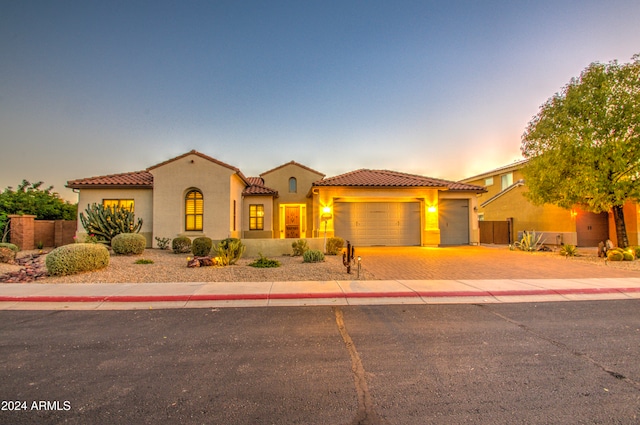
249;204;264;230
102;199;134;211
185;190;203;231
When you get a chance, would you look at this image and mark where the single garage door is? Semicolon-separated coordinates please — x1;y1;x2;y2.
439;199;469;245
334;202;420;246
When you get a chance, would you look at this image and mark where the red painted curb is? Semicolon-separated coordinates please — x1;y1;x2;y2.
0;287;638;303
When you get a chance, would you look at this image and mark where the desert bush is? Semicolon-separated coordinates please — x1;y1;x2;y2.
172;236;192;254
513;231;545;252
559;244;578;257
326;237;344;255
45;243;110;276
155;237;171;250
216;238;245;265
303;249;325;263
111;233;146;255
0;247;16;263
291;239;309;256
0;243;19;253
79;203;143;245
192;237;213;257
248;253;281;268
607;248;624;262
134;258;154;264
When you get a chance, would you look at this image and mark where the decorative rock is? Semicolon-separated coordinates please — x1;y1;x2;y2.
0;253;49;283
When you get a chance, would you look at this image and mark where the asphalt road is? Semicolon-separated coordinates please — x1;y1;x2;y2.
2;301;640;424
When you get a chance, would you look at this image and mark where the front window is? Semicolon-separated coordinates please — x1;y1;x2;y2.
103;199;134;211
249;204;264;230
185;190;203;231
289;177;297;193
501;173;513;190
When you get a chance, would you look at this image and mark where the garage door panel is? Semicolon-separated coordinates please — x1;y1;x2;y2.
334;202;420;246
438;199;469;245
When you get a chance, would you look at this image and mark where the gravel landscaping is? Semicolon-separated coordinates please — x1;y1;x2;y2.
2;245;640;283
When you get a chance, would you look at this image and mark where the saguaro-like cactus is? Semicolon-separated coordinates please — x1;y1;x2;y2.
79;203;143;245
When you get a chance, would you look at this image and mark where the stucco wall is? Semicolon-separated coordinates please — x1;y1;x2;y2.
150;153;238;242
76;188;153;246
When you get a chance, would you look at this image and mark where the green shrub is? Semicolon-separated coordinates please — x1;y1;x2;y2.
172;236;192;254
0;243;19;253
112;233;146;255
192;237;213;257
155;237;171;250
45;243;110;276
632;246;640;259
216;238;245;265
514;230;545;252
0;247;16;263
326;237;344;255
607;249;624;262
303;249;325;263
559;244;578;257
134;258;154;264
248;253;281;268
623;251;635;261
291;239;309;256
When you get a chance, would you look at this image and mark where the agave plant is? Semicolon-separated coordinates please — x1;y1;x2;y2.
514;230;545;252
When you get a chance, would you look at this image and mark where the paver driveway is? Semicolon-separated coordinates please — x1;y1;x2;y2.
354;246;640;280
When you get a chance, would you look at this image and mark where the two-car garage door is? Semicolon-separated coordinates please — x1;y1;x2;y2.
334;202;420;246
334;199;471;246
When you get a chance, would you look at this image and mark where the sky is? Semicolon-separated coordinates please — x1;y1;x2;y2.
1;1;639;202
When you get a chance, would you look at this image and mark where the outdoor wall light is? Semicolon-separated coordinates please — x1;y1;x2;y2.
427;206;437;213
322;206;331;214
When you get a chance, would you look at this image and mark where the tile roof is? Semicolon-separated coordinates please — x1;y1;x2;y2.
147;150;250;185
66;170;153;189
260;160;325;178
243;177;278;196
312;169;485;191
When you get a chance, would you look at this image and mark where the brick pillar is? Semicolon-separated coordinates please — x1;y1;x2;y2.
9;215;36;250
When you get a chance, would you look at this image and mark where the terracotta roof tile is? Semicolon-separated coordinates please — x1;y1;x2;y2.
243;177;278;196
313;169;485;191
66;171;153;189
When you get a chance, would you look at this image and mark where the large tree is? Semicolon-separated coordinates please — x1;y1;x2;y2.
0;180;77;241
521;55;640;248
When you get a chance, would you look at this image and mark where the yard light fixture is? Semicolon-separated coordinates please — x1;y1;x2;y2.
321;205;332;253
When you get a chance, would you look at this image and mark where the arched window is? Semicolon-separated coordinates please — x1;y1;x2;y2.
289;177;297;193
185;189;203;231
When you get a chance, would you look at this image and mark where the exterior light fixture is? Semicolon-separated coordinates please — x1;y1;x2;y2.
427;206;437;213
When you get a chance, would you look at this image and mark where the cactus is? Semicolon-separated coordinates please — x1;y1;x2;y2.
79;203;143;245
216;238;245;265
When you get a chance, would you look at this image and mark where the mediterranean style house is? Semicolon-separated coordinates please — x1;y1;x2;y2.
460;160;640;247
67;150;486;249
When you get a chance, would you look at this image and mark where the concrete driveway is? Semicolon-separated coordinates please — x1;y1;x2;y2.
353;246;640;280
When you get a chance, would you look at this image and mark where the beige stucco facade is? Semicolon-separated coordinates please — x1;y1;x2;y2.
75;188;154;245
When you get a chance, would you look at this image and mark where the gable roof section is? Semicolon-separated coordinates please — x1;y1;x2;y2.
460;159;529;183
147;150;250;185
67;170;153;189
480;179;525;207
313;169;485;191
243;177;278;196
260;160;325;178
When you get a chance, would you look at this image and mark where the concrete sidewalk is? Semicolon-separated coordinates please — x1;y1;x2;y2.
2;277;640;310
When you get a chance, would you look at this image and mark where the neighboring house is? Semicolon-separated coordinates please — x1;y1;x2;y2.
67;150;486;248
460;160;640;247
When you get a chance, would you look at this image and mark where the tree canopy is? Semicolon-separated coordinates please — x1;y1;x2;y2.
0;180;77;241
521;55;640;247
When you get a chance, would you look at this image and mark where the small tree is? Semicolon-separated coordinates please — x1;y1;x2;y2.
0;180;77;242
79;203;143;245
521;55;640;247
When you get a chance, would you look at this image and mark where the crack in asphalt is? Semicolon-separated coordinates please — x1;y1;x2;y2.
333;306;385;425
477;304;640;392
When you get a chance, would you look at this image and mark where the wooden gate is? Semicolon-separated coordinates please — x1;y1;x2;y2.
479;220;511;244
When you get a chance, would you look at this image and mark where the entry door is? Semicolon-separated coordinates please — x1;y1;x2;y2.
285;206;300;238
